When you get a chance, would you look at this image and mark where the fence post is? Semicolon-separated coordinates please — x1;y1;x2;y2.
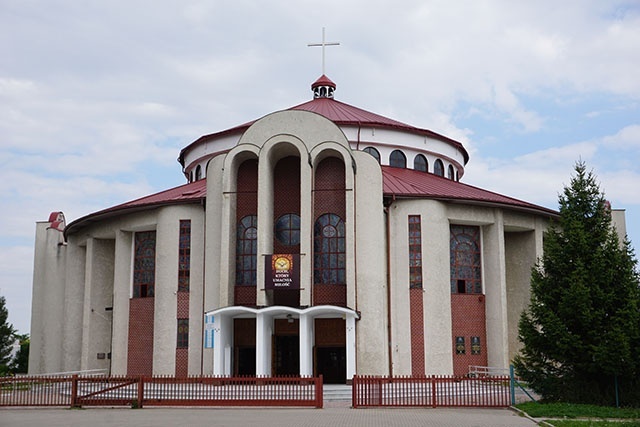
431;375;437;408
351;375;357;408
315;375;323;409
137;376;144;409
509;365;515;406
70;375;80;408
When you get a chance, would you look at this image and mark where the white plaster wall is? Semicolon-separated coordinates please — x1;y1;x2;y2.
61;237;86;373
29;223;67;374
482;212;509;369
80;238;115;372
110;230;132;375
419;200;454;374
352;150;389;375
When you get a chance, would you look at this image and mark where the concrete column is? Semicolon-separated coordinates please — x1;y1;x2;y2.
299;314;313;376
256;312;272;376
346;315;357;380
299;157;312;308
213;314;232;376
110;230;132;375
483;211;509;369
61;238;86;373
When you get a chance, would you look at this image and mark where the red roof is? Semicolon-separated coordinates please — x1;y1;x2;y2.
382;166;557;216
179;77;470;165
65;166;555;236
64;180;206;236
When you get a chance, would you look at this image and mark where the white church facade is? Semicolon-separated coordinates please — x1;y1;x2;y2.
31;75;569;382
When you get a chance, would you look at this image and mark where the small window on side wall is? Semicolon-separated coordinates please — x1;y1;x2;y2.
448;165;455;180
390;150;406;168
363;147;381;164
414;154;428;172
195;165;202;181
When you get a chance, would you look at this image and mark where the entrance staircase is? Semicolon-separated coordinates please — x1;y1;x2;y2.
323;384;352;407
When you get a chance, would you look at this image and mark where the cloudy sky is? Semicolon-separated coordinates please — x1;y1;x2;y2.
1;1;639;334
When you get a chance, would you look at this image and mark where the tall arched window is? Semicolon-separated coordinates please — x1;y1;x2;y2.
450;225;482;294
363;147;380;164
390;150;407;168
314;213;346;284
448;164;455;180
414;154;428;172
434;159;444;177
195;165;202;181
275;213;301;246
236;215;257;286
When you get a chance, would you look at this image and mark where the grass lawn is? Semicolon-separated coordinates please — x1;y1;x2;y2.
515;402;640;426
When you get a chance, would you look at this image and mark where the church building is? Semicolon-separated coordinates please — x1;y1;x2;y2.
30;73;566;382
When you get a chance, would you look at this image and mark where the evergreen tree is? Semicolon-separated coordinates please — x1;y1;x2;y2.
514;162;640;406
0;295;16;376
9;334;29;374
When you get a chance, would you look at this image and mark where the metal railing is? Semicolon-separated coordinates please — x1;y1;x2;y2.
0;375;323;408
352;375;511;408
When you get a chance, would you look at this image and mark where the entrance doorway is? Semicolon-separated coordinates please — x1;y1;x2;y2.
316;347;346;384
314;318;346;384
233;318;256;376
273;318;299;376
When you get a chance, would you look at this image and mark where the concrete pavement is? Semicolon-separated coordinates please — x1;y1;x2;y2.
0;407;538;427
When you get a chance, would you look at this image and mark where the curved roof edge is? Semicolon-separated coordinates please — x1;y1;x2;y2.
382;166;558;218
64;179;206;238
179;98;470;167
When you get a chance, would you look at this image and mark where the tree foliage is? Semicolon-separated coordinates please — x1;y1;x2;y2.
0;295;17;376
514;162;640;406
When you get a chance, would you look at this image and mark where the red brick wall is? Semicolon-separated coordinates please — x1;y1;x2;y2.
409;288;425;375
450;294;487;376
313;284;347;307
127;297;154;376
235;286;257;307
175;292;190;377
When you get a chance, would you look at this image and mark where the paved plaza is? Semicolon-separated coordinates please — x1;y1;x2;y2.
0;406;538;427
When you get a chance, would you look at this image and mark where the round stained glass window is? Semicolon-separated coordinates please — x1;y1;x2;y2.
322;224;337;238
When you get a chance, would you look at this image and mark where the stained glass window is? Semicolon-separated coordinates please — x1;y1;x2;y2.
313;213;346;285
177;319;189;348
450;225;482;294
414;154;428;172
178;220;191;292
434;159;444;177
236;215;257;286
275;213;301;246
390;150;407;168
133;231;156;298
408;215;423;289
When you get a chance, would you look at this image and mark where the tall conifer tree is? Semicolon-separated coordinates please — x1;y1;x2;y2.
514;162;640;405
0;296;16;375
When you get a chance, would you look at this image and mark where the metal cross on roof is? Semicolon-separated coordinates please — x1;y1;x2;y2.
307;27;340;75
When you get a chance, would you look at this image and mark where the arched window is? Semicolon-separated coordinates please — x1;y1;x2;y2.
236;215;257;286
314;213;346;284
450;225;482;294
390;150;406;168
363;147;380;164
189;170;194;183
434;159;444;177
275;213;301;246
414;154;428;172
448;165;455;180
195;165;202;181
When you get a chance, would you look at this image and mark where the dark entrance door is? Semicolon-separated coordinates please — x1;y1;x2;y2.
233;318;256;376
274;335;299;376
314;318;346;384
316;346;346;384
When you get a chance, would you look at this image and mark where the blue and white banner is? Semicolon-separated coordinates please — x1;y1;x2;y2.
204;315;215;348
